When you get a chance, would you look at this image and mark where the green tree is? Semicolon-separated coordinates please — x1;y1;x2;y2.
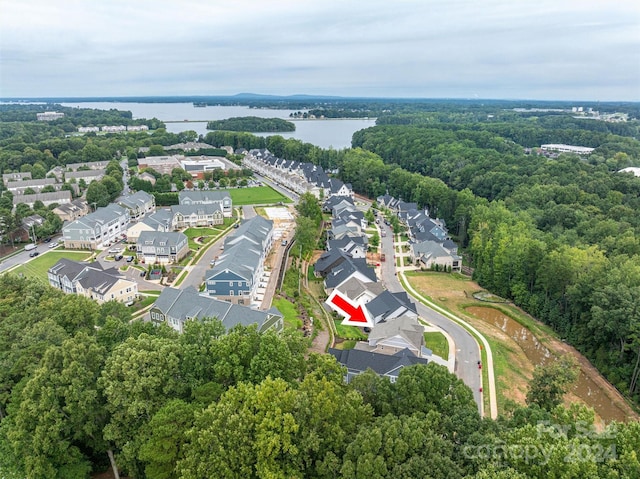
295;215;319;258
526;356;579;410
296;192;322;226
99;333;184;477
86;181;110;208
138;399;196;479
6;333;113;479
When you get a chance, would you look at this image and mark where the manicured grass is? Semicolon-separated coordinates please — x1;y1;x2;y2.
423;331;449;359
183;227;218;239
272;297;302;329
224;186;290;205
9;251;93;281
334;320;367;340
334;340;357;350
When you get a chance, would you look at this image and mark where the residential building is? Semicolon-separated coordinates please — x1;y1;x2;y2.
62;204;129;249
329;348;428;383
364;290;418;325
179;190;232;217
136;231;189;264
13;190;72;208
410;240;461;272
365;316;428;356
66;161;110;171
204;216;273;304
48;258;138;304
64;169;106;184
118;190;155;220
5;178;56;193
540;144;594;155
2;172;32;185
149;286;283;333
171;203;224;228
126;208;173;242
53;199;90;223
77;126;100;133
37;112;64;121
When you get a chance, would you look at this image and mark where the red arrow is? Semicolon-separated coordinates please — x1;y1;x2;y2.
329;292;368;323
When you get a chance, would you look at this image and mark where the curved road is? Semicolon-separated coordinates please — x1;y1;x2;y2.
378;221;484;414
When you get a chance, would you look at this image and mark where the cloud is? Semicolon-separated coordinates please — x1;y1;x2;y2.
1;0;638;99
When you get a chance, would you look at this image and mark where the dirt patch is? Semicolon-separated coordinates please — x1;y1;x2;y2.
406;272;638;423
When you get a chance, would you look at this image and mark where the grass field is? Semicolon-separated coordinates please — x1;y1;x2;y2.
423;331;449;359
8;251;94;281
272;297;302;329
334;319;367;340
224;186;290;205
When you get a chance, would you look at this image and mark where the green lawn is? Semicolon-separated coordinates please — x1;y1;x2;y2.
423;331;449;359
224;186;290;205
8;251;94;281
334;320;367;340
272;297;302;329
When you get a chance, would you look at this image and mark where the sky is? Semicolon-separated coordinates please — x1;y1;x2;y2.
1;0;639;100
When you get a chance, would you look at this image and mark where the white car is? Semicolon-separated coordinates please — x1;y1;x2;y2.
48;242;58;249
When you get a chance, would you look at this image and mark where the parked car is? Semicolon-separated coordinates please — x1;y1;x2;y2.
114;254;123;261
29;251;39;257
43;237;51;243
126;256;134;262
48;242;58;249
140;270;146;277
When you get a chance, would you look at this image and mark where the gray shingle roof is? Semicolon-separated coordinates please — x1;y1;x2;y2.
153;286;282;331
329;348;428;377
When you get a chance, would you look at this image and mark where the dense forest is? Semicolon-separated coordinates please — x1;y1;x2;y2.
1;275;639;479
206;116;295;132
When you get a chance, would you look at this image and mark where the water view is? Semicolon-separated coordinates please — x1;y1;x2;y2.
60;101;376;149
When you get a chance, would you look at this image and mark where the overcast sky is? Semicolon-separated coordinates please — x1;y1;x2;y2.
1;0;639;100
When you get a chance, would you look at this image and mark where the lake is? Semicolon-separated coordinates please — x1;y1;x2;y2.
60;101;376;149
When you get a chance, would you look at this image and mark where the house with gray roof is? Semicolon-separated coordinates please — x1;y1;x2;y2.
179;190;232;217
365;316;427;356
149;286;283;334
324;257;377;292
53;199;90;223
2;171;32;185
6;178;59;194
118;191;155;220
137;231;189;264
48;258;138;304
326;237;367;259
365;290;418;325
329;348;428;383
126;208;173;242
171;203;224;228
64;169;106;185
62;203;129;249
204;216;274;304
410;240;461;272
13;190;72;208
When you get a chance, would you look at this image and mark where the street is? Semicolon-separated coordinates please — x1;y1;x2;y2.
378;221;483;413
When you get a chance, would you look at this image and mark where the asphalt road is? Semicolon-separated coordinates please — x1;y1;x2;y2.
378;221;483;413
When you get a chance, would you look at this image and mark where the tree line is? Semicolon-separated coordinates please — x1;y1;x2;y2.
206;116;295;133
